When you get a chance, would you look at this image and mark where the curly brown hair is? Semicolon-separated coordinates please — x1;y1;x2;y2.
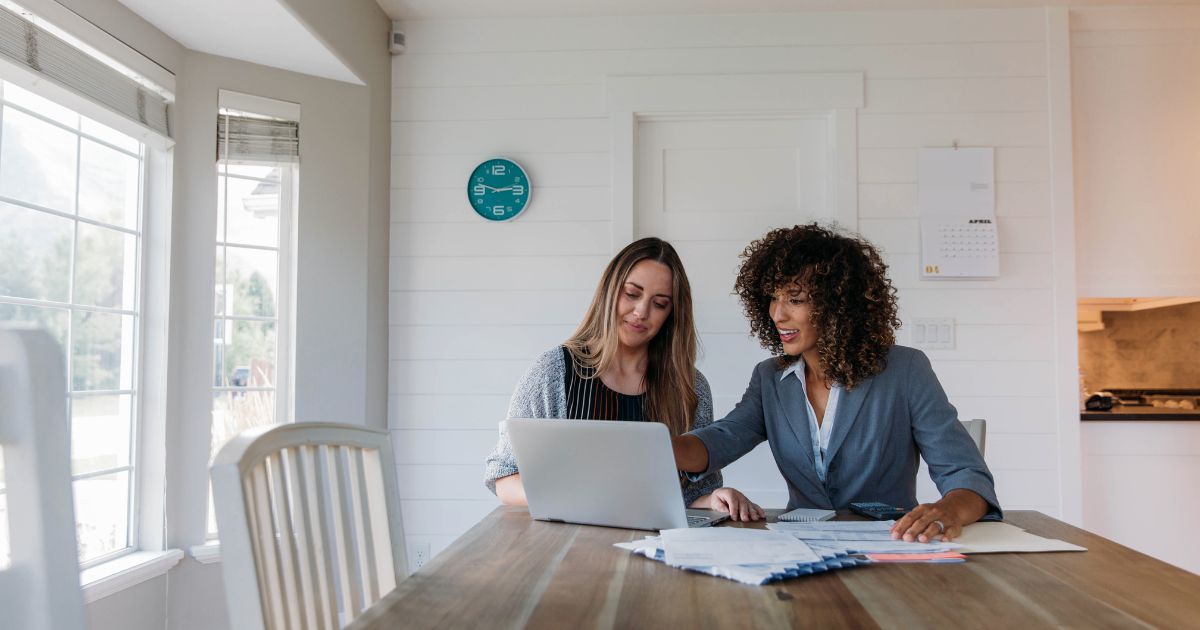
734;223;901;389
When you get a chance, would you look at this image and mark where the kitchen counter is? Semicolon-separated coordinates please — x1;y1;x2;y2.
1081;406;1200;421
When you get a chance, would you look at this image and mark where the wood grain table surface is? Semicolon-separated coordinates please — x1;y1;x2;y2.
347;507;1200;629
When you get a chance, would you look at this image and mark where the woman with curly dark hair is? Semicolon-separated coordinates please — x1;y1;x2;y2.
673;223;1000;542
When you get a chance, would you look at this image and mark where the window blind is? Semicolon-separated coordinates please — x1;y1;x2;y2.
0;3;170;137
217;114;300;163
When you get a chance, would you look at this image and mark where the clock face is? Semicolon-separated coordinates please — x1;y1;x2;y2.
468;158;530;221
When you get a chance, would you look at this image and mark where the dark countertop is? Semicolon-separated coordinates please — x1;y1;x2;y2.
1081;406;1200;421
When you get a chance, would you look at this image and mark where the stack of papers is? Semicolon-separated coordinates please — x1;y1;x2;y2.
615;520;1085;585
767;520;965;563
766;520;1087;558
613;527;868;585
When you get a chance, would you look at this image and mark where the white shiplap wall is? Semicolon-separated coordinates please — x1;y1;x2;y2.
390;8;1069;560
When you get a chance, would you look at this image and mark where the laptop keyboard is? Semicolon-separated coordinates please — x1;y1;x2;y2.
687;515;711;527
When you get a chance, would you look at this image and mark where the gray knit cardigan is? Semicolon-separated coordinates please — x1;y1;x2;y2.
483;346;723;506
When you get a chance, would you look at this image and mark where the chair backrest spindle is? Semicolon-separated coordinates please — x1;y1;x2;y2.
213;423;407;630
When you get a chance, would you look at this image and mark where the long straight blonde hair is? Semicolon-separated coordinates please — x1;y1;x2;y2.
563;237;699;436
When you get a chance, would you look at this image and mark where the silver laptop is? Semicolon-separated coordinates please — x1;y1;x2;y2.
503;418;729;530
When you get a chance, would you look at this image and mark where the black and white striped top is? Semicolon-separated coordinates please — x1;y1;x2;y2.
561;346;646;421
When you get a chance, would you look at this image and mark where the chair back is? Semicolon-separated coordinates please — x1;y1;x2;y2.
0;327;85;630
212;422;407;630
962;418;987;457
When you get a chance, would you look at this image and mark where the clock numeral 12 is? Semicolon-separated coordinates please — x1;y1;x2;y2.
491;165;507;176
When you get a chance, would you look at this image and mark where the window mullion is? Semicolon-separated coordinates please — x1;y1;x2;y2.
0;79;148;564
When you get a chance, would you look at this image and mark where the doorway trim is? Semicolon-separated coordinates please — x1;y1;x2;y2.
605;72;864;253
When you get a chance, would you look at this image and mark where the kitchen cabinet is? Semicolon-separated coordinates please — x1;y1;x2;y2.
1071;8;1200;297
1082;421;1200;575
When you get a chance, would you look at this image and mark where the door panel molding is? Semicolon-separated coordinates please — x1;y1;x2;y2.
607;72;862;252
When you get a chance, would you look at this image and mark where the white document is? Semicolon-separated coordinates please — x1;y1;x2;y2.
660;527;821;567
613;537;663;554
767;529;897;542
954;522;1086;554
768;521;895;533
830;540;962;554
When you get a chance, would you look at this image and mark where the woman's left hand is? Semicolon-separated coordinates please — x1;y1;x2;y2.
890;489;987;542
890;503;960;542
709;488;765;522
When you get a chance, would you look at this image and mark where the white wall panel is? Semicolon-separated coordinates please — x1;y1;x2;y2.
392;84;604;121
932;360;1056;397
1082;422;1200;574
916;467;1060;511
858;180;1051;218
390;394;511;430
394;42;1047;88
390;360;529;395
858;112;1049;148
859;147;1049;184
948;396;1058;434
897;289;1053;325
390;221;611;256
916;325;1054;362
393;429;498;465
389;255;606;291
392;118;609;154
396;464;496;500
402;11;1043;54
392;152;609;189
399;500;497;536
392;186;612;223
390;6;1068;564
992;469;1062;509
863;77;1047;113
390;325;575;360
390;290;591;326
887;253;1054;289
861;216;1051;254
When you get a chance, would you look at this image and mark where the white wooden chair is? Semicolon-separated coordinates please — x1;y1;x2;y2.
212;422;408;630
0;326;85;630
962;418;987;457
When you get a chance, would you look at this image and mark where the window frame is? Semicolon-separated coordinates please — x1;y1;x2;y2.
206;152;298;540
0;55;175;574
0;81;146;568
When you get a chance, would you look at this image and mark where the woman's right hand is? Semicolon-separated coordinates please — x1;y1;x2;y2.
708;487;764;522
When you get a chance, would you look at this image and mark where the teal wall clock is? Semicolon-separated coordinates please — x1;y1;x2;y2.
468;157;530;221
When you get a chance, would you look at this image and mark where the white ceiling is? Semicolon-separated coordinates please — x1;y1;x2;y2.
116;0;360;84
375;0;1196;19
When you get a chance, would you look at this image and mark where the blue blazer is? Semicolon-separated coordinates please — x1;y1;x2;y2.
690;346;1001;514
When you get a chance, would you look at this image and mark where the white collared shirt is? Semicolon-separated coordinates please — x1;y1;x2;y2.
780;357;842;482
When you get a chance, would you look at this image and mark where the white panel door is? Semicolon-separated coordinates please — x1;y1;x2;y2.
635;116;840;508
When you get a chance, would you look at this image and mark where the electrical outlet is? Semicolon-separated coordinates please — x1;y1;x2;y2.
408;541;430;572
910;317;955;350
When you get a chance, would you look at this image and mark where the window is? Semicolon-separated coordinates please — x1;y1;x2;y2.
0;450;7;568
0;81;146;566
207;103;297;537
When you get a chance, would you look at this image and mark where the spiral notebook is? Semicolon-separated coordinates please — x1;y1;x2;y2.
778;508;837;523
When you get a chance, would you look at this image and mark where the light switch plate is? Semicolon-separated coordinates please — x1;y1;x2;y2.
910;317;955;350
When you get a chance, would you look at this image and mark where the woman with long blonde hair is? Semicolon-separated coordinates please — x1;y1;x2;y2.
485;237;762;519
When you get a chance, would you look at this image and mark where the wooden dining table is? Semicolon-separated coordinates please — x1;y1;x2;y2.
347;506;1200;629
